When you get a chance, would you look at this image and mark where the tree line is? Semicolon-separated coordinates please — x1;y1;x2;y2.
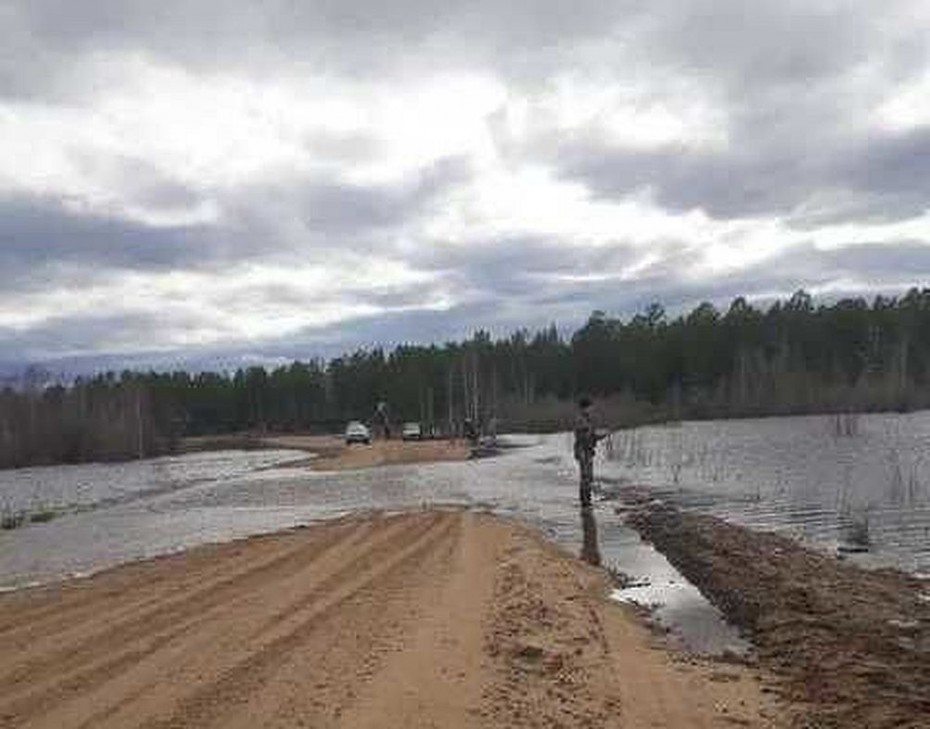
3;288;930;468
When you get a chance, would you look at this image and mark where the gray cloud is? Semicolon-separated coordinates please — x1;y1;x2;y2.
517;2;930;224
1;1;628;99
549;120;930;224
2;1;930;369
640;1;883;91
0;309;192;359
6;235;929;371
0;150;469;291
215;156;472;267
5;0;925;107
418;235;636;275
775;240;930;282
0;196;217;288
296;156;471;236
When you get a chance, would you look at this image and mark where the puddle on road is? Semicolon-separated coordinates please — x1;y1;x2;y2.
606;544;751;657
550;501;749;657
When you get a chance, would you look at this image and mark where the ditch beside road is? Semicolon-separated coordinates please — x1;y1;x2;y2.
622;494;930;729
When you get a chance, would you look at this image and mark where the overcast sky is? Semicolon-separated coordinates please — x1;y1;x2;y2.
3;1;930;371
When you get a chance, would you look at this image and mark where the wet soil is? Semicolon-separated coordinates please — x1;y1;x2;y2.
204;433;471;471
0;510;784;728
623;493;930;728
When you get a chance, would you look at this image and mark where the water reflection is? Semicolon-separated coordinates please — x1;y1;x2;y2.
579;506;601;567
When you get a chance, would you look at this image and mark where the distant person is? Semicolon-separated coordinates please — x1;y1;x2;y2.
463;418;479;448
573;396;606;507
374;401;391;440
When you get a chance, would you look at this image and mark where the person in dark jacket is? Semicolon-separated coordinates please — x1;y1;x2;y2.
573;396;606;507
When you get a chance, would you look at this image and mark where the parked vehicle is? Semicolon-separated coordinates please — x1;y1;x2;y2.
401;421;422;441
345;421;371;445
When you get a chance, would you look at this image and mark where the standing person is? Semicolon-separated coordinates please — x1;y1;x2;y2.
374;401;391;440
573;396;606;507
463;417;480;458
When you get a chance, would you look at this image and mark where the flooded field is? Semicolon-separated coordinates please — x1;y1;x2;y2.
600;410;930;574
0;449;306;516
1;410;928;654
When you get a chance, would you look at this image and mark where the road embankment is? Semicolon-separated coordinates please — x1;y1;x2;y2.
624;498;930;728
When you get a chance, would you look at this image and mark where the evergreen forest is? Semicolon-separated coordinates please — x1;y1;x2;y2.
4;288;930;468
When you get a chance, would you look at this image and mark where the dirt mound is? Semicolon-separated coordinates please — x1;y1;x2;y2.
625;497;930;728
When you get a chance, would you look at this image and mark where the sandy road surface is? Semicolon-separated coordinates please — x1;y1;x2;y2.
263;435;469;471
0;511;784;728
183;433;470;471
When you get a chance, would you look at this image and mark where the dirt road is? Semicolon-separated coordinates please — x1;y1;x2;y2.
263;435;470;471
183;433;470;471
0;511;784;728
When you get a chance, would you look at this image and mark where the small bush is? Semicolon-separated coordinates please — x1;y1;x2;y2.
1;510;26;530
29;509;57;524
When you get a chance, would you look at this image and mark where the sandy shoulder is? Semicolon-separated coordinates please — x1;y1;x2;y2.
261;435;470;471
0;511;787;728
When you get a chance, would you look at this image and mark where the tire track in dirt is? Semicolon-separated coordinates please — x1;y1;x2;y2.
132;512;457;729
0;513;447;727
299;510;492;729
176;513;463;729
0;519;370;694
0;517;359;644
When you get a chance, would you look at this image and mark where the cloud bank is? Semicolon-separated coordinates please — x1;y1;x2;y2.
2;1;930;370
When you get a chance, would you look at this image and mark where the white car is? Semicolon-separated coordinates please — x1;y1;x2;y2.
345;421;371;445
401;422;422;441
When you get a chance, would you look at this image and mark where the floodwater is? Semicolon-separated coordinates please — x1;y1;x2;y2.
599;410;930;575
2;410;928;655
0;449;307;515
